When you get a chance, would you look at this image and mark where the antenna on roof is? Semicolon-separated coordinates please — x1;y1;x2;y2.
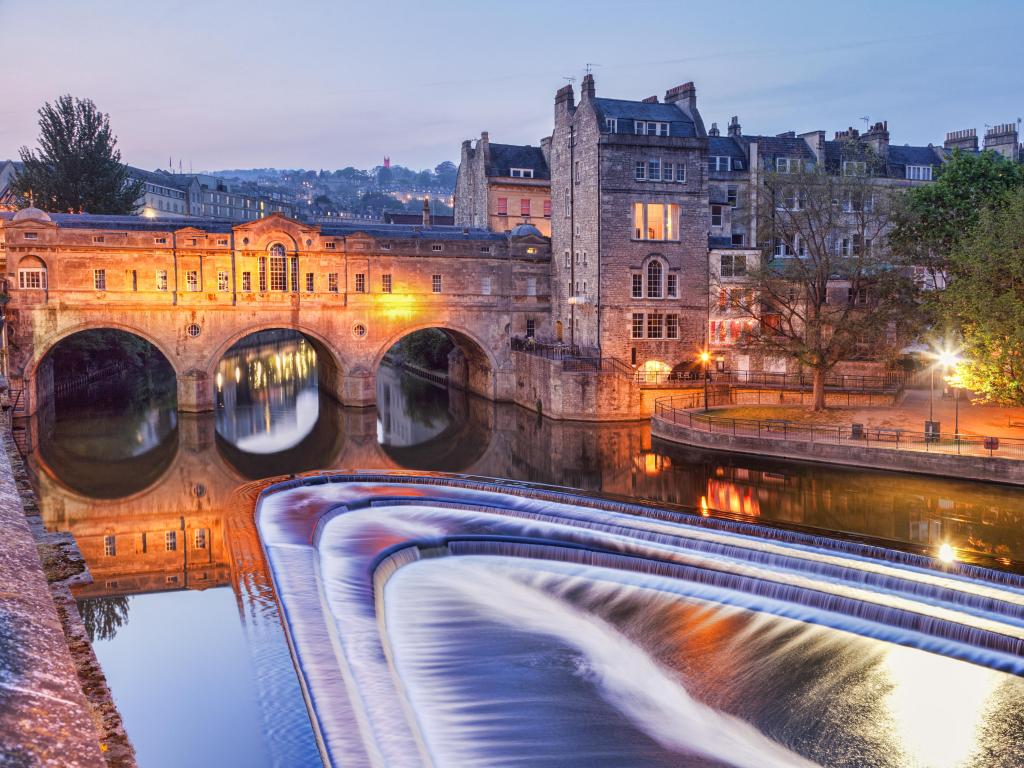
563;76;576;84
860;116;869;130
584;63;600;74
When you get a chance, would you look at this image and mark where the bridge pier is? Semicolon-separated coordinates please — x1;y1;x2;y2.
178;369;215;413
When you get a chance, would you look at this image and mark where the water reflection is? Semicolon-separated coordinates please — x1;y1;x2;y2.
18;337;1024;768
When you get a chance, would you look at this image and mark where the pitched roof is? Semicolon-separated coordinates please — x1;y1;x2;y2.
126;166;193;191
593;98;697;138
319;221;507;241
744;135;816;161
486;144;550;179
708;136;746;160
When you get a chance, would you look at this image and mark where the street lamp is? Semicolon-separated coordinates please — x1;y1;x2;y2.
699;350;711;411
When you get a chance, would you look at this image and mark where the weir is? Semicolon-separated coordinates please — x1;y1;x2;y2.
255;474;1024;768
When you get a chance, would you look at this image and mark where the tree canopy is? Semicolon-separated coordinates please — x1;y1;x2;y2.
13;95;142;214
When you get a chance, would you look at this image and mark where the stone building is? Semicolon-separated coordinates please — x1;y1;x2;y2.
454;132;552;236
127;167;295;221
549;75;711;381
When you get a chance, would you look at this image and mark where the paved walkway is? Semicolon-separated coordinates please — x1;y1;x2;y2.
849;389;1024;438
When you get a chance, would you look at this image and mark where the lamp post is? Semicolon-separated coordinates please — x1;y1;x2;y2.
699;350;711;412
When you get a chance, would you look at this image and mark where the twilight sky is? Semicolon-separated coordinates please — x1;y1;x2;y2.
3;0;1022;173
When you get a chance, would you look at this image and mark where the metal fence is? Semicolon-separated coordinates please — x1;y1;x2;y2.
639;369;905;392
654;394;1024;460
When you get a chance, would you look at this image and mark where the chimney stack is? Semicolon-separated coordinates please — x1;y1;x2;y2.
641;95;658;104
708;122;720;137
663;81;705;134
864;120;889;154
728;116;742;138
944;128;978;153
984;122;1021;161
422;196;431;228
581;73;595;100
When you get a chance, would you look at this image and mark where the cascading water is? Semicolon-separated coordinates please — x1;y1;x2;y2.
256;474;1024;768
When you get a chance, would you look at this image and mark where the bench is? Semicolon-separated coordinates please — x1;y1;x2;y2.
870;427;904;443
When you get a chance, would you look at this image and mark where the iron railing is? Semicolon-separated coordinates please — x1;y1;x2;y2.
638;369;905;392
653;394;1024;460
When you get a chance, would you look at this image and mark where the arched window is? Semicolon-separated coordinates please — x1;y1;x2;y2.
647;260;663;299
268;243;287;291
18;255;47;290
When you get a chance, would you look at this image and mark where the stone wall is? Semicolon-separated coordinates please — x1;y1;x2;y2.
512;351;645;421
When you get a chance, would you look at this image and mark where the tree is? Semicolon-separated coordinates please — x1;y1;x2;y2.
78;596;130;642
940;188;1024;404
434;160;457;189
722;158;920;410
13;95;142;214
890;150;1024;287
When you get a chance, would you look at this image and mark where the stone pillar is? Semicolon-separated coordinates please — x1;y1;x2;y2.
177;412;217;452
178;368;215;412
340;366;376;408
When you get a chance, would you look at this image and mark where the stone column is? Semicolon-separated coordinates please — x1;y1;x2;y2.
178;368;215;412
340;366;376;408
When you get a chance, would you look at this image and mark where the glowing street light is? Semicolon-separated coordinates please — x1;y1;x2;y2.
699;350;711;412
937;542;957;564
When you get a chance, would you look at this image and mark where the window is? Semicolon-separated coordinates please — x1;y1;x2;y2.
24;232;38;240
727;186;738;207
721;253;747;277
93;269;106;290
432;274;442;293
848;287;869;305
843;160;867;176
526;277;537;297
481;276;492;295
215;270;228;292
186;270;199;291
675;163;686;182
647;261;663;298
906;165;933;181
354;273;366;293
606;118;618;132
381;242;392;251
731;233;744;246
574;160;581;183
289;257;299;292
776;157;800;174
382;274;392;293
93;235;105;244
194;529;207;550
154;237;167;244
647;313;664;338
241;271;252;291
328;273;339;292
324;241;336;250
217;238;228;246
709;156;731;172
565;189;571;217
635;121;670;136
305;272;315;292
667;274;677;298
165;531;177;552
510;168;534;178
517;198;530;217
564;251;571;269
18;269;46;289
631;313;645;339
632;203;679;241
647;159;661;181
635;161;647;181
258;257;267;291
104;535;116;557
526;318;536;338
632;274;643;298
497;197;508;216
431;243;443;252
268;249;286;291
666;314;679;339
774;238;795;258
711;205;724;227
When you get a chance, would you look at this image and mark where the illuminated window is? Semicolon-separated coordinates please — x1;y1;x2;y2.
218;270;229;291
269;244;287;290
305;272;315;292
631;313;644;339
497;197;508;216
328;273;339;293
354;273;365;292
93;269;106;290
194;529;206;550
632;203;678;240
382;274;392;293
156;269;168;291
632;274;642;298
165;531;177;552
241;271;251;291
104;535;116;557
18;269;46;289
647;313;664;338
667;274;677;298
186;270;199;291
647;261;663;298
666;314;679;338
432;274;442;293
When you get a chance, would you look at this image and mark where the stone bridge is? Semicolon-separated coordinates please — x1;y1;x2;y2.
0;208;552;414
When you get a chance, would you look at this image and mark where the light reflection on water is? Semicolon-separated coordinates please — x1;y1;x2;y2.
19;330;1024;768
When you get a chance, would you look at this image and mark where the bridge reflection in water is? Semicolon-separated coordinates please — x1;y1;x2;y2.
18;331;1024;767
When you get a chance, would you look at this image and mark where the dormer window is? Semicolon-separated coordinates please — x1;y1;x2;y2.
634;121;670;137
709;156;732;172
776;157;801;174
509;168;534;179
906;165;933;181
606;118;618;133
842;160;867;176
324;241;336;249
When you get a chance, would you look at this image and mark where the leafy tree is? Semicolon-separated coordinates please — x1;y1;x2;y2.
941;188;1024;404
393;329;454;370
376;165;393;189
721;160;920;410
13;95;142;214
891;150;1024;286
78;596;130;642
434;160;457;189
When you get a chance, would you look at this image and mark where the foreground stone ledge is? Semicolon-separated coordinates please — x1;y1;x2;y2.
0;420;107;767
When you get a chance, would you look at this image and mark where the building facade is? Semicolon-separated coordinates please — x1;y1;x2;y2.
454;132;552;236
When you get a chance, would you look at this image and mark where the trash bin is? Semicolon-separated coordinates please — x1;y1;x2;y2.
851;423;864;440
924;420;940;443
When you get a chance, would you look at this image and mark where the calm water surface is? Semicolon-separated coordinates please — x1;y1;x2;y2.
21;332;1024;767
